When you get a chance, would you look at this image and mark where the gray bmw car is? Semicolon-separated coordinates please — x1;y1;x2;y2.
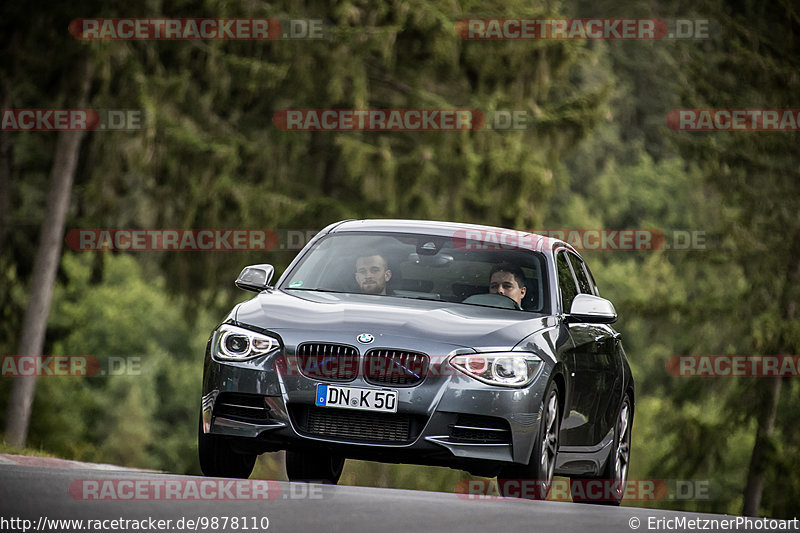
199;219;634;503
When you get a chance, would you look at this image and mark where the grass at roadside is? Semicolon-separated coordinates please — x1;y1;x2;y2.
0;438;60;458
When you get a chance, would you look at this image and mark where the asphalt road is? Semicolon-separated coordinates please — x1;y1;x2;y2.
0;456;780;533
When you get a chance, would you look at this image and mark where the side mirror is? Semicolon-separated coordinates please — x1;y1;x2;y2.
568;293;617;324
235;264;274;292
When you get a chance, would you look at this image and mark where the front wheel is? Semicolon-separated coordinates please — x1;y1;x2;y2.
571;394;632;505
497;381;560;500
198;415;257;478
285;450;344;484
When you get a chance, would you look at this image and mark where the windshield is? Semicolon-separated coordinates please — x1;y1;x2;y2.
279;232;549;313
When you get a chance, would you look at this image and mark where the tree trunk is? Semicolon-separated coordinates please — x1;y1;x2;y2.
742;231;800;516
742;376;782;516
4;60;93;447
0;81;13;252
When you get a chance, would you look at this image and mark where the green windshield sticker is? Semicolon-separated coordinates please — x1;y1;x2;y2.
289;280;304;288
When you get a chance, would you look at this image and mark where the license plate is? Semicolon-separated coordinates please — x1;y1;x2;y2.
315;384;398;413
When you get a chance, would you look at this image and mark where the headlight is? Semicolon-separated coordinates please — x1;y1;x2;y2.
450;352;542;387
214;324;280;361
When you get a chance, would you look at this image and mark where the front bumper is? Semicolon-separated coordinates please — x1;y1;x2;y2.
201;330;552;468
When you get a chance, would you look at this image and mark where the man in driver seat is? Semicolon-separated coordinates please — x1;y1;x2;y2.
355;254;393;295
488;263;527;308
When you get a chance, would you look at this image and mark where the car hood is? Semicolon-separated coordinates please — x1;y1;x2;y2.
234;289;554;350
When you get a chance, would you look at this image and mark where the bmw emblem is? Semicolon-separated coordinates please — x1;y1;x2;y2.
357;333;374;344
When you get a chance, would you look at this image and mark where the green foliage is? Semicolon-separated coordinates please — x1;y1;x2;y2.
1;0;798;518
18;253;214;473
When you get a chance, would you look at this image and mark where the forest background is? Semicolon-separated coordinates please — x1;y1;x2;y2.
1;0;798;518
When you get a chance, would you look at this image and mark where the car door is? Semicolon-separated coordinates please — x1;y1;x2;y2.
558;250;620;447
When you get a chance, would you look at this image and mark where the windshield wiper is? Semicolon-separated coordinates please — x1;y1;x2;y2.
284;287;350;294
459;301;525;311
395;295;448;302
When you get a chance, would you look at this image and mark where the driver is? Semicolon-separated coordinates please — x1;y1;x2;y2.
488;263;527;308
355;254;392;295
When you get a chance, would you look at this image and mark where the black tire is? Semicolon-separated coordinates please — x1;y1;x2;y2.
497;381;561;500
285;450;344;484
571;394;632;505
198;415;257;478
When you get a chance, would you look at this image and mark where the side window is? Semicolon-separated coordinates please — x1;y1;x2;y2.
556;252;578;313
567;253;593;295
583;261;600;295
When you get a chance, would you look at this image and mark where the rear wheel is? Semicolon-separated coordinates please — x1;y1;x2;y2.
285;450;344;484
497;381;560;500
198;415;257;478
571;395;632;505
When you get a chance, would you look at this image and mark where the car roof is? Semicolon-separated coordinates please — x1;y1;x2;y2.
326;219;577;254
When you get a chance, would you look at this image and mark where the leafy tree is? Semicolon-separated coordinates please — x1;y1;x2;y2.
655;0;800;518
24;253;212;473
